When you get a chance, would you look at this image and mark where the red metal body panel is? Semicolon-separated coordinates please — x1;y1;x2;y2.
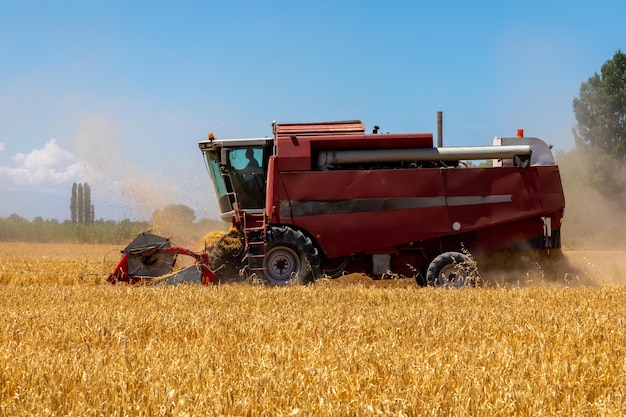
268;165;564;259
308;133;434;151
274;133;433;171
276;169;452;256
274;120;365;136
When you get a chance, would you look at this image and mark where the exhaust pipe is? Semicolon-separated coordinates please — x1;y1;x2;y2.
437;111;443;148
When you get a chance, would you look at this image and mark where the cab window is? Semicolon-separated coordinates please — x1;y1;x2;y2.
227;147;266;209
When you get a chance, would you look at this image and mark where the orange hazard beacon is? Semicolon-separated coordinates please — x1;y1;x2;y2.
198;116;565;287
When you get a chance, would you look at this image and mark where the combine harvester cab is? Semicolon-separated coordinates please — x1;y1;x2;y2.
200;119;565;287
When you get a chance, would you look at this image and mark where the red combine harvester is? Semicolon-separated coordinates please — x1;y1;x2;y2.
198;118;565;286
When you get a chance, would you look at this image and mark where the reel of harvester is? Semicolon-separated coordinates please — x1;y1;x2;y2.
105;232;215;285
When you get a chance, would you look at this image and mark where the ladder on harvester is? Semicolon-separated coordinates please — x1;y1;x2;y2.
243;212;267;278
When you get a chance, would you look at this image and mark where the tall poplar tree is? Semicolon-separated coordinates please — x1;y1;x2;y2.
70;182;96;224
83;183;92;224
70;183;77;223
77;183;84;224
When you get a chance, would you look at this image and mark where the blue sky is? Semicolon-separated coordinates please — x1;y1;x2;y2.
0;1;624;222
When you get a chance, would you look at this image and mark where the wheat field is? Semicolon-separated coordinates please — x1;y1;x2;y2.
1;243;625;416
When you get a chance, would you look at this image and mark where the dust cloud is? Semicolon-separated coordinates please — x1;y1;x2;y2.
556;148;626;285
469;148;626;287
470;147;626;288
71;115;217;231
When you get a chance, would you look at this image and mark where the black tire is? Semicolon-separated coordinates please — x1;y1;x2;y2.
322;257;350;278
259;226;321;285
426;251;479;288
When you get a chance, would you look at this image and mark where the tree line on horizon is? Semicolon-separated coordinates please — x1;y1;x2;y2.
0;202;227;244
0;181;228;244
0;214;149;244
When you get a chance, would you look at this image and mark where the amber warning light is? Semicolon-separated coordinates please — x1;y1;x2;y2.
517;128;524;138
208;132;215;141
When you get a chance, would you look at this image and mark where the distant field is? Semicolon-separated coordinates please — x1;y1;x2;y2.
1;243;625;416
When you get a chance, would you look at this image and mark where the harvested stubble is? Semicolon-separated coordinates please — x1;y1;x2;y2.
1;246;626;416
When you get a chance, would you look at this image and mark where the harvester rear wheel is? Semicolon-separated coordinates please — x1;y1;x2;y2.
426;251;479;288
260;226;321;285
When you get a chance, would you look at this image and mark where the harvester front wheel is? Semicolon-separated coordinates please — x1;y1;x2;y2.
426;251;479;288
260;226;321;285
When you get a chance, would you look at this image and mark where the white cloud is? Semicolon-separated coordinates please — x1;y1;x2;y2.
0;139;87;187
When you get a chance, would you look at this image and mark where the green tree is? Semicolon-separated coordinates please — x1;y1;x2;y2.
83;182;93;225
573;50;626;158
77;183;84;224
70;183;77;223
572;50;626;197
70;182;96;224
150;204;197;243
